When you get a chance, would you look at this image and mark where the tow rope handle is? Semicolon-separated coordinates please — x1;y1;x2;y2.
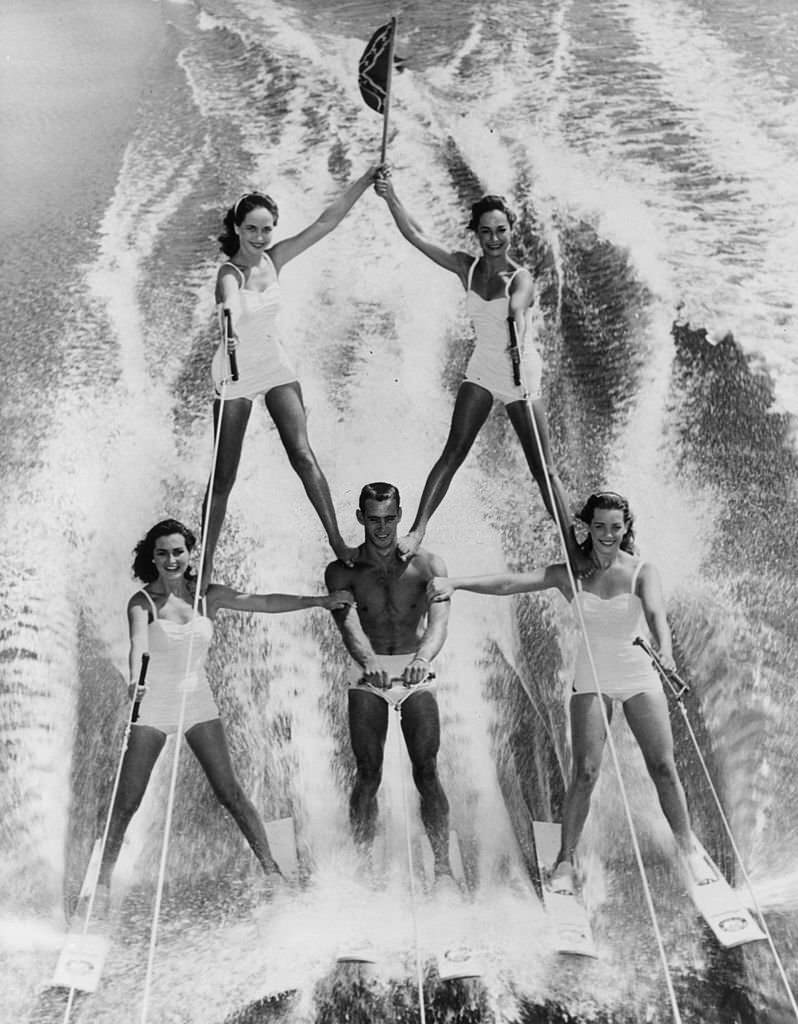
223;309;239;382
633;635;690;700
131;652;151;724
507;317;522;387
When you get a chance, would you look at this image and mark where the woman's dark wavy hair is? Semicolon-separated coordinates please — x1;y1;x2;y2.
218;192;280;257
467;194;517;232
577;491;636;555
132;519;197;583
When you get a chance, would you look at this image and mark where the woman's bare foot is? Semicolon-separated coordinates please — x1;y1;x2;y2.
397;529;424;562
548;860;576;895
332;541;359;568
683;845;715;886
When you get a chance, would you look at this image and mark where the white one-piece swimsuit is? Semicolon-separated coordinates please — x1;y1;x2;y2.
212;255;297;401
572;562;662;702
133;589;219;734
463;257;543;404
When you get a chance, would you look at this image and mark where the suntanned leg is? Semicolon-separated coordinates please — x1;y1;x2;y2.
506;398;586;573
265;382;358;565
347;689;389;851
400;690;451;877
186;718;281;877
399;382;493;560
556;693;612;870
622;690;712;884
200;397;252;592
98;725;166;888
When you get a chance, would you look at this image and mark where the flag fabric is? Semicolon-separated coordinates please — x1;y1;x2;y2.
358;20;396;115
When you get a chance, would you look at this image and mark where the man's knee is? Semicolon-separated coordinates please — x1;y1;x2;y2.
354;757;383;794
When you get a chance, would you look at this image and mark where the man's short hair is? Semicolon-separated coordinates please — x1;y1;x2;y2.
358;482;400;513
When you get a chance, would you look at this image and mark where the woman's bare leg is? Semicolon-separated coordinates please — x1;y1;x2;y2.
506;398;585;571
399;382;493;559
200;397;252;591
557;693;612;867
98;725;166;888
265;382;358;565
186;719;281;876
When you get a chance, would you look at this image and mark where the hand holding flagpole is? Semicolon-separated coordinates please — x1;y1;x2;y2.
358;17;403;164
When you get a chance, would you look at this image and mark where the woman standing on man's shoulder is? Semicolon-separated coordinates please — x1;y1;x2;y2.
203;167;378;590
374;169;585;572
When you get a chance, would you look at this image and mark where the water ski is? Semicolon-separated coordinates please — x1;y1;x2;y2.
686;837;767;949
51;931;110;993
430;832;482;980
336;943;379;964
532;821;597;959
51;839;110;993
437;944;483;981
264;817;299;882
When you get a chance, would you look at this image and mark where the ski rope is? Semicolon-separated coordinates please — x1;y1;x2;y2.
511;312;684;1023
62;655;149;1023
139;324;235;1023
395;698;428;1024
638;638;798;1020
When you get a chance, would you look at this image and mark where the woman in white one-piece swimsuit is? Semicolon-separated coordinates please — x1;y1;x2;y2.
374;173;583;571
427;491;714;890
95;519;353;900
201;169;377;589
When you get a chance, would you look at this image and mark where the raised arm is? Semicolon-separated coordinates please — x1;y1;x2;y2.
637;563;675;671
269;167;378;271
427;563;569;603
374;174;470;279
208;583;353;616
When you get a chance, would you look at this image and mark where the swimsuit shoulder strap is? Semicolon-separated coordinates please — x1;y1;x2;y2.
630;561;646;594
466;256;480;292
138;588;158;620
262;250;278;277
224;261;246;286
504;267;523;297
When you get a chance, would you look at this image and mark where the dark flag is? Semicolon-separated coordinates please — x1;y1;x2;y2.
358;19;399;115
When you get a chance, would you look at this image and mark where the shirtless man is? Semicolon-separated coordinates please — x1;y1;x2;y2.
325;481;454;882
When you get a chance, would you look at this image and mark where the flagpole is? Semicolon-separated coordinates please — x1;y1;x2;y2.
380;15;397;163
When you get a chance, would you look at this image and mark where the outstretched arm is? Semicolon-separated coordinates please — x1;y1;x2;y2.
427;563;569;602
374;174;470;279
269;166;378;271
208;583;353;616
637;563;675;671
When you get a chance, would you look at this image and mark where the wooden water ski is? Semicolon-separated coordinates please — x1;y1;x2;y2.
686;837;766;949
533;821;597;959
